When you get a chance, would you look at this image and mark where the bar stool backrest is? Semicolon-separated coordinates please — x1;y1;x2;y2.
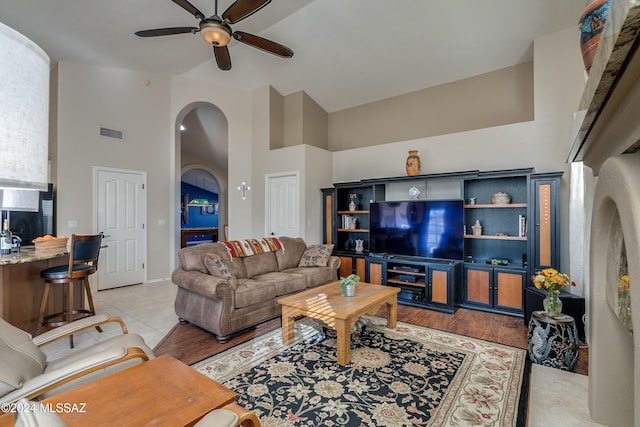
68;233;103;278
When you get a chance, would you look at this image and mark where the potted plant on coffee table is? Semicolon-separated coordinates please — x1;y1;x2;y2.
340;274;359;297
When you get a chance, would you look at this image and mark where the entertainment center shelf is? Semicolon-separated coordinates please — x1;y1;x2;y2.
464;203;527;208
321;168;562;317
386;278;425;287
387;266;426;288
464;235;526;241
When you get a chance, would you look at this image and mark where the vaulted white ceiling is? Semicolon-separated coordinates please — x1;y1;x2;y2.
0;0;589;113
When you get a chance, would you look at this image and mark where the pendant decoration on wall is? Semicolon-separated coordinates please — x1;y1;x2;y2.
237;182;251;200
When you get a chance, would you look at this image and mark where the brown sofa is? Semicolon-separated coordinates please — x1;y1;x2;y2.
171;237;340;343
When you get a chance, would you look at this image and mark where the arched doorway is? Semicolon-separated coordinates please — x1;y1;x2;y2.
175;102;228;251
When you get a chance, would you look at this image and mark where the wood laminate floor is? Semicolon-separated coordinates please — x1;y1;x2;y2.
153;305;589;376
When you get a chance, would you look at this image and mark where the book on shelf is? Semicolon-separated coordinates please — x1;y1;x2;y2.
518;215;527;237
342;215;357;229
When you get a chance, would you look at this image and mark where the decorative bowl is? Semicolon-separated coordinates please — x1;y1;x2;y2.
32;236;68;251
491;192;511;204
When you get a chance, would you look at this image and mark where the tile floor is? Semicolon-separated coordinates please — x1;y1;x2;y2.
41;280;178;360
41;280;604;426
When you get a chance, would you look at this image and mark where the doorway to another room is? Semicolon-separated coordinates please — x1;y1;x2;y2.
181;169;220;247
177;102;228;251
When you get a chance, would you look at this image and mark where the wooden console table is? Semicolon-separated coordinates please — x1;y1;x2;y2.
41;355;236;426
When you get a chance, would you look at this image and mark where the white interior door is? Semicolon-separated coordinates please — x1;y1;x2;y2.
267;172;299;237
96;168;145;290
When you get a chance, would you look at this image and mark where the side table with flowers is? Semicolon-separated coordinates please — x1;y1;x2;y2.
531;268;576;316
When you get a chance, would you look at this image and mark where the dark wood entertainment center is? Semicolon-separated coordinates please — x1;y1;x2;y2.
322;168;562;317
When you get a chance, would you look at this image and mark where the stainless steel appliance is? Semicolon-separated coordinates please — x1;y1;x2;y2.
7;183;55;245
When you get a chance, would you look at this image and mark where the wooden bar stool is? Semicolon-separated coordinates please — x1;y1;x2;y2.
37;233;104;347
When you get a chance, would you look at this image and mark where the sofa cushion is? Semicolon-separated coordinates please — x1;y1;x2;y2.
298;244;334;267
203;254;233;279
178;246;209;274
251;271;308;296
178;243;247;279
275;237;307;271
234;281;277;309
283;266;337;288
243;252;278;279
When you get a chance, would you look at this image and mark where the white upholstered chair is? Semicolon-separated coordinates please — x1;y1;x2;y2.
0;314;154;405
8;400;261;427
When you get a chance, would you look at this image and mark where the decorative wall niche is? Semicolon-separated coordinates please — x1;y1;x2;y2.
607;210;632;333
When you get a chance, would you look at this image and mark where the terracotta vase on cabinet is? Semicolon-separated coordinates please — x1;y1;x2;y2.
405;150;421;176
579;0;611;73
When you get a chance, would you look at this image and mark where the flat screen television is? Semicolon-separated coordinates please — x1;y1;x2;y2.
369;199;464;260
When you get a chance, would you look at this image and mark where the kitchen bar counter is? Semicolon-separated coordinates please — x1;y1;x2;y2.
0;246;67;265
0;246;72;335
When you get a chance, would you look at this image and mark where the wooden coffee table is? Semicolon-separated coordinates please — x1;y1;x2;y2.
278;281;399;365
40;354;236;427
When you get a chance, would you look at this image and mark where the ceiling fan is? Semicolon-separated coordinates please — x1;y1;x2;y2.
135;0;293;71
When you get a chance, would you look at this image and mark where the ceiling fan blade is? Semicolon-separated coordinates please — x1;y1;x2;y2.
172;0;206;20
135;27;197;37
222;0;271;24
214;46;232;71
233;31;293;58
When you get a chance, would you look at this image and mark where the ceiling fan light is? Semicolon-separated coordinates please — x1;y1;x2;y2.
200;23;231;47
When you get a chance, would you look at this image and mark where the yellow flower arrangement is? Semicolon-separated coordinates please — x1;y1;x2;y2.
531;268;575;293
532;268;574;316
618;275;630;293
617;275;632;331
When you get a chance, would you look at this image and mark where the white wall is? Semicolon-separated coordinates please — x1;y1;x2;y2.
251;86;334;243
303;145;334;244
55;61;172;281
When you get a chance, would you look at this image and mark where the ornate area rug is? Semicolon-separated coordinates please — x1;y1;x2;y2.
192;316;527;426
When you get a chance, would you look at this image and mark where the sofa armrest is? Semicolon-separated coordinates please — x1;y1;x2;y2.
328;256;340;280
171;269;235;300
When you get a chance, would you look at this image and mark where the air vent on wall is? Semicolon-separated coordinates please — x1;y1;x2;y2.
99;126;124;141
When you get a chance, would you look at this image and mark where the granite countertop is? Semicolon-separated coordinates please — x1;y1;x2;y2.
0;246;68;266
